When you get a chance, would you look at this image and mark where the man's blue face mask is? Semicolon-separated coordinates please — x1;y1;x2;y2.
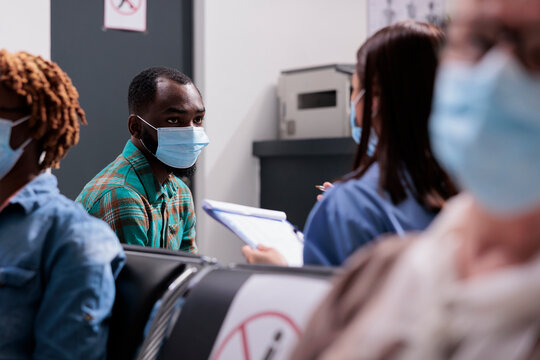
350;89;377;156
137;115;210;169
430;48;540;215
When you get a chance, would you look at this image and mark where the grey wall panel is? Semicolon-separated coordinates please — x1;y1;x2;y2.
51;0;193;199
253;138;357;229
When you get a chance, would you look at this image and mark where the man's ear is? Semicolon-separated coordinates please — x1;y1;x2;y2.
128;114;141;138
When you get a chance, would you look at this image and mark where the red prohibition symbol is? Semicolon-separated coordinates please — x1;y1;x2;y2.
212;311;301;360
109;0;142;15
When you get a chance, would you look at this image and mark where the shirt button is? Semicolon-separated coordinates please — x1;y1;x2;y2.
84;313;94;321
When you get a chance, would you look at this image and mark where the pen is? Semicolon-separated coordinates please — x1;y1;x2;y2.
315;185;326;192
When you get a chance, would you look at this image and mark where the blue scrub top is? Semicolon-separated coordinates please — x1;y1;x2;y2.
303;163;436;266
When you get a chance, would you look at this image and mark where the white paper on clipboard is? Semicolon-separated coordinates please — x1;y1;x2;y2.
202;199;304;266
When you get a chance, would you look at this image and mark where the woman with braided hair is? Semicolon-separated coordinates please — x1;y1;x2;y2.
0;49;124;359
0;50;85;171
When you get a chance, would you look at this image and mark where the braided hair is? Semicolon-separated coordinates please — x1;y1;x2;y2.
0;50;86;169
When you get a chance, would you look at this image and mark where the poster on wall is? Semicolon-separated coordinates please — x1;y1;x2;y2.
368;0;446;35
104;0;147;32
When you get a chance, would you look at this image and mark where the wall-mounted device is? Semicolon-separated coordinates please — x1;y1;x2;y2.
278;64;355;140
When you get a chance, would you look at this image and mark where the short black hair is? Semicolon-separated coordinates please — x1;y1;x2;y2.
128;66;193;114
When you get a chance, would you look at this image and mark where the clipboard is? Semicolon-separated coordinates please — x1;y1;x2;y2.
202;199;304;266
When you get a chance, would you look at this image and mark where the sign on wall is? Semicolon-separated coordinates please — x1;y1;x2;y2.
368;0;446;35
104;0;147;32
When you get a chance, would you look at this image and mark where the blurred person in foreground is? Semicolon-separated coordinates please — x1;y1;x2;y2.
291;0;540;359
0;50;124;359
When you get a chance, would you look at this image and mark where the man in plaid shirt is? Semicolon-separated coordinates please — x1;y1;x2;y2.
76;67;209;252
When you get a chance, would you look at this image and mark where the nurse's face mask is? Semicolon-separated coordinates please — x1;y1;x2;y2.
137;115;210;169
350;89;378;156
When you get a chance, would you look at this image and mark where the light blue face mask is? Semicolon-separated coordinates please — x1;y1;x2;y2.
430;49;540;215
137;115;210;169
350;90;377;156
0;115;31;180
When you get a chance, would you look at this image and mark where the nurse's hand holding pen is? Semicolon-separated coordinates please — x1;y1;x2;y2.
316;182;333;201
242;182;333;266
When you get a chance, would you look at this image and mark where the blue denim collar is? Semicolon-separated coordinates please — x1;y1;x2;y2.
10;173;59;214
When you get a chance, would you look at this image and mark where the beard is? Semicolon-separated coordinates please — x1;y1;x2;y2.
140;127;158;154
169;163;196;179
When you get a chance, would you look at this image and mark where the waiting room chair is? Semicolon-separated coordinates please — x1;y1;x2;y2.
107;245;214;360
148;264;337;360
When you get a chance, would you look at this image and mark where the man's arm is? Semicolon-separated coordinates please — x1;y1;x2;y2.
88;187;149;246
33;221;125;360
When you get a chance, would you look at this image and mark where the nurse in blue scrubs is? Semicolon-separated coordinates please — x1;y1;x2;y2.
243;21;458;267
303;21;458;266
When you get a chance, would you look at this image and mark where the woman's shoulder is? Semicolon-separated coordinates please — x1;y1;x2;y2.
322;166;382;208
338;164;380;191
310;174;390;236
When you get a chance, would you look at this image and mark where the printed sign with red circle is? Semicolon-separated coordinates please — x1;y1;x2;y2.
212;311;301;360
110;0;142;16
104;0;147;32
207;275;331;360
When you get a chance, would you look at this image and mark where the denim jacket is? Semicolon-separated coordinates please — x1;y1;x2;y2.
0;173;125;360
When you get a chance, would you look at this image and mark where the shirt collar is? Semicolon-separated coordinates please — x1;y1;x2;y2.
9;172;60;214
122;140;178;202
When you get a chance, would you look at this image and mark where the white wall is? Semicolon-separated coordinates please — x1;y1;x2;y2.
0;0;50;59
194;0;368;264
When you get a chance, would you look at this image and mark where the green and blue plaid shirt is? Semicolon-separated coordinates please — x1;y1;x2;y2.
76;140;197;252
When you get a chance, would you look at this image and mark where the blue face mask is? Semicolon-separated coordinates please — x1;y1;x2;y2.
137;115;210;169
350;90;377;156
0;115;31;180
430;49;540;215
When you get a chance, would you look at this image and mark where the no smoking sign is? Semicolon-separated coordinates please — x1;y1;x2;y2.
104;0;147;32
212;311;301;360
208;275;331;360
110;0;141;15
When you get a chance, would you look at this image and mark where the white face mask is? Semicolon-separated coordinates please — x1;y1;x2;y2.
137;115;210;169
0;115;31;180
